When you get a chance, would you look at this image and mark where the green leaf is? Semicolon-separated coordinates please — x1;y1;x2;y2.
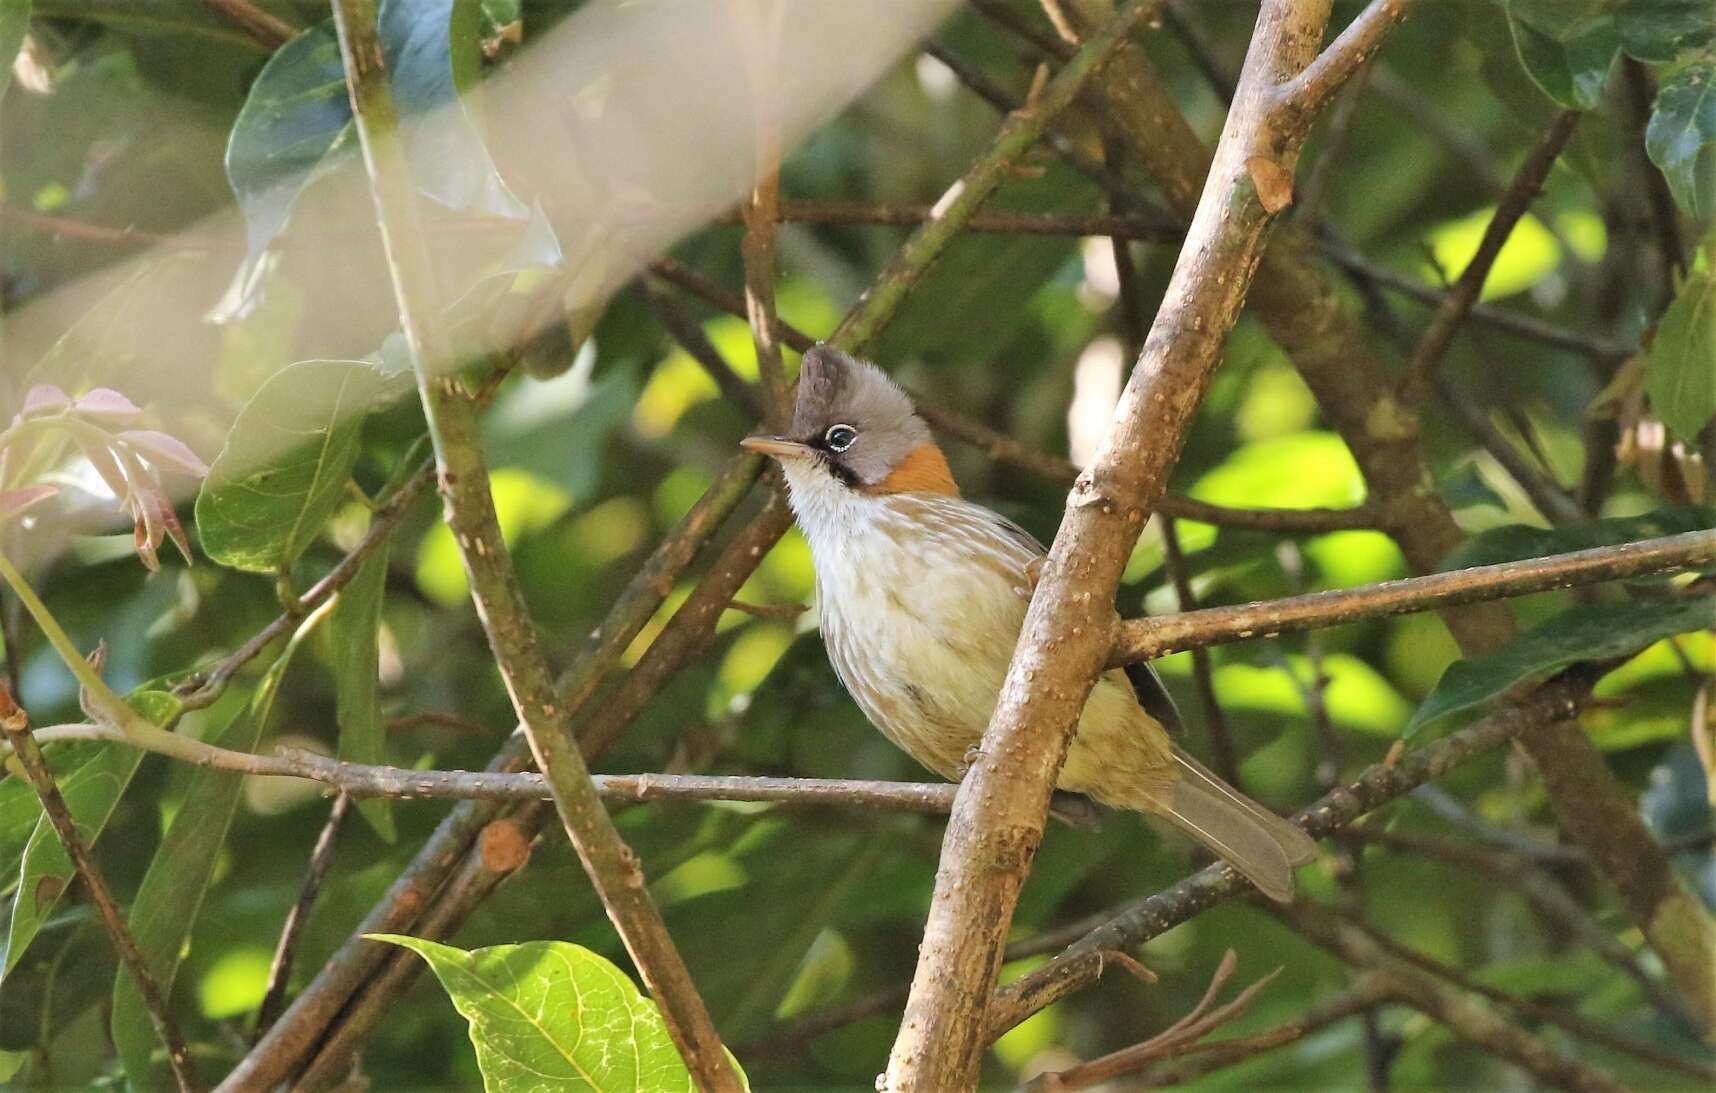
1406;597;1716;737
0;689;178;979
224;21;352;287
111;634;310;1089
381;0;524;219
223;7;522;310
1617;0;1716;63
0;0;29;105
1646;58;1716;218
1441;506;1716;569
329;547;395;842
372;935;747;1092
1646;267;1716;440
195;358;413;574
1505;0;1622;110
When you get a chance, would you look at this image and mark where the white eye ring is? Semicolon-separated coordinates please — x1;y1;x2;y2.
825;424;858;452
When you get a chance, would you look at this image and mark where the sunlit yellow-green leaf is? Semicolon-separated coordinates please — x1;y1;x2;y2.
198;947;274;1020
415;467;573;606
1423;208;1560;300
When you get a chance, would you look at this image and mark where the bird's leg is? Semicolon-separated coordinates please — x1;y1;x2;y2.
1024;556;1046;593
958;743;984;779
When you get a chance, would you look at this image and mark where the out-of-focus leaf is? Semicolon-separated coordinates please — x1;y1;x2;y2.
224;7;523;311
0;0;29;104
1188;432;1366;512
381;0;524;219
329;548;395;841
195;358;412;573
1648;58;1716;218
1618;0;1716;61
0;689;177;978
1646;267;1716;440
1641;745;1713;845
1442;506;1716;570
1437;462;1508;513
479;0;522;56
483;364;636;501
1423;208;1560;300
1407;597;1716;737
1504;0;1620;110
373;934;748;1091
112;627;311;1089
224;21;351;284
0;919;113;1053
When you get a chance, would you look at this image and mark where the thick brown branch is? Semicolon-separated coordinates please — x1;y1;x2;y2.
0;688;200;1092
884;3;1364;1085
1112;529;1716;664
1072;0;1716;1028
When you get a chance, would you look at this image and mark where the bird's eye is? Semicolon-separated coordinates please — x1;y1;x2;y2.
824;424;858;452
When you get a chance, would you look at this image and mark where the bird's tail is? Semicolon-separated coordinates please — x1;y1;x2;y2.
1159;746;1318;903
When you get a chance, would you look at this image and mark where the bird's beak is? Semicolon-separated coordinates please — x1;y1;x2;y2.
740;435;814;460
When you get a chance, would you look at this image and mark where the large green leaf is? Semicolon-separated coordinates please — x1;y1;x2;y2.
0;0;29;104
1505;0;1622;110
195;358;412;574
373;935;747;1092
1646;267;1716;440
1617;0;1716;61
0;690;177;980
111;631;311;1089
1441;506;1716;570
223;4;522;309
1647;58;1716;218
224;21;352;287
1406;597;1716;737
381;0;523;219
328;547;395;842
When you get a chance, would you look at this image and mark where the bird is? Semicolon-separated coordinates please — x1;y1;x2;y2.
742;344;1318;901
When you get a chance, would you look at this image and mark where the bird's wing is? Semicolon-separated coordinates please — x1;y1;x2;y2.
981;508;1185;735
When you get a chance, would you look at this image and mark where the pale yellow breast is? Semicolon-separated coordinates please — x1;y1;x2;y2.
808;493;1175;799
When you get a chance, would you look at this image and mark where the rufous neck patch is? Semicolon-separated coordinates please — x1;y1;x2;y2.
865;442;960;497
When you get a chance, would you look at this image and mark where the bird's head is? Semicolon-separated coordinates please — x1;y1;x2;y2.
741;345;958;501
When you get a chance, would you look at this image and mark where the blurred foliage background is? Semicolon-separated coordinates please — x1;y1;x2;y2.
0;0;1713;1088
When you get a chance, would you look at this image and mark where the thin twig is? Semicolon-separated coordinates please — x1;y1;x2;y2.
1159;516;1240;783
1111;528;1716;664
730;0;791;425
1280;903;1628;1093
0;686;200;1092
176;458;434;711
1398;110;1582;395
195;0;295;48
1028;952;1282;1090
1339;910;1716;1083
649;256;1381;534
638;280;766;418
328;1;741;1085
254;794;353;1040
1432;374;1587;524
1133;976;1393;1086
